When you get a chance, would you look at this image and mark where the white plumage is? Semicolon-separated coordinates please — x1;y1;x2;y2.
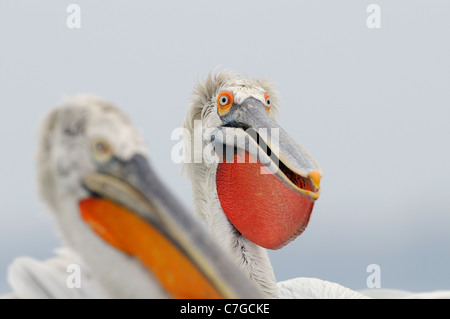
6;248;111;299
278;278;369;299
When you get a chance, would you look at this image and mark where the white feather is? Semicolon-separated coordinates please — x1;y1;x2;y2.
5;248;111;299
359;289;450;299
278;278;370;299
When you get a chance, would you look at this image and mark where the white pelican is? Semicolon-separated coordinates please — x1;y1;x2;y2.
182;71;369;298
5;94;261;299
182;71;450;299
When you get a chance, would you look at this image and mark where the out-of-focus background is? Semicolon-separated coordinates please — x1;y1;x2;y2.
1;1;449;295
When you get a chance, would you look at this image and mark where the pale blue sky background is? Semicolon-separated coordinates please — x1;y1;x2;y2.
1;1;449;295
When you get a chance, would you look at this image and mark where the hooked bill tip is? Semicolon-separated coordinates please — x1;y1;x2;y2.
308;171;321;189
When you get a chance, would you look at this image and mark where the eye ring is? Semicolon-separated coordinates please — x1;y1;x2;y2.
216;91;234;116
264;93;271;113
90;137;113;163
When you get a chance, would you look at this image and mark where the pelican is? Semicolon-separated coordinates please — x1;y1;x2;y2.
182;71;369;298
5;94;261;299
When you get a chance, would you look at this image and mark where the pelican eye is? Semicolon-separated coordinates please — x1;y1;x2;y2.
216;91;234;116
219;95;229;106
264;93;271;113
90;137;113;163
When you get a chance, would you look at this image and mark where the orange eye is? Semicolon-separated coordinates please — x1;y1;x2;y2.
264;93;271;113
216;91;234;116
90;137;113;163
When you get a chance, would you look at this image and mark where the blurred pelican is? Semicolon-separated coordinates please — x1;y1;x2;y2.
5;94;260;299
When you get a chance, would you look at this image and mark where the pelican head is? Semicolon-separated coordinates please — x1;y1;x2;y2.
184;71;322;250
37;94;260;298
